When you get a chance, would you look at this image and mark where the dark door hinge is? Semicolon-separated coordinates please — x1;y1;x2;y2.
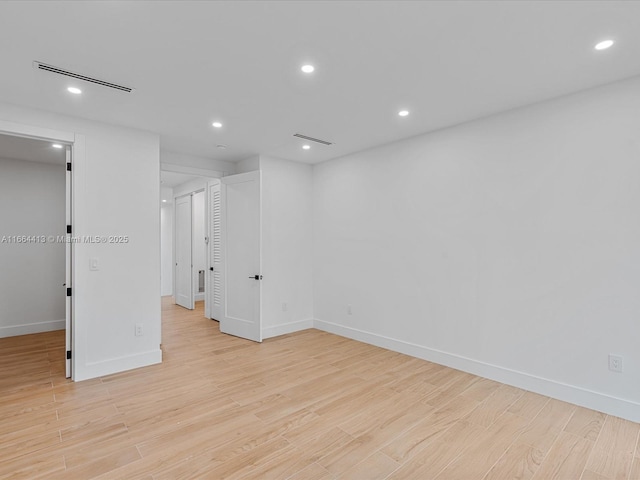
66;350;72;360
67;225;72;234
67;162;72;171
67;287;72;297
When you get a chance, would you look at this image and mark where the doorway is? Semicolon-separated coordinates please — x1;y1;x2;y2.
160;169;216;316
0;132;73;377
159;165;263;343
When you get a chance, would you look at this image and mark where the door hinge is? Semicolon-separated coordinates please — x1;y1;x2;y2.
67;287;72;297
66;225;72;234
66;162;72;171
66;350;72;360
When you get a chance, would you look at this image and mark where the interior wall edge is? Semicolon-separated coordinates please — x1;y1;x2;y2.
313;318;640;423
0;320;65;338
75;349;163;382
262;318;314;340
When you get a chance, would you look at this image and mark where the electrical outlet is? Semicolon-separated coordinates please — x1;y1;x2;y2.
282;302;288;312
135;323;143;337
347;304;352;315
609;354;623;373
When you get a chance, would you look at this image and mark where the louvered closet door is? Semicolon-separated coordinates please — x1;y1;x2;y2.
208;180;223;321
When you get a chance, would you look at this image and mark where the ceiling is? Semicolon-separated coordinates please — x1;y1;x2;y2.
0;133;66;165
0;1;639;165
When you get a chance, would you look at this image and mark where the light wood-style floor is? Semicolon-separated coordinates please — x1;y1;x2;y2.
1;299;639;479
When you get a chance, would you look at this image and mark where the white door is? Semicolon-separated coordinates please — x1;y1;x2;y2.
175;194;194;309
220;171;262;342
65;146;72;378
208;180;223;321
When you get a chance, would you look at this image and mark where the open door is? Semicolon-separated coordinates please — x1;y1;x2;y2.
207;180;223;321
220;171;262;342
175;194;194;309
65;146;72;378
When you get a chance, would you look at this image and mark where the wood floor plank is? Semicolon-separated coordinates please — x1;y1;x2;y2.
0;429;61;464
483;442;545;480
508;391;549;420
434;412;529;479
55;446;141;480
286;462;333;480
517;398;577;454
628;456;640;480
381;394;480;463
0;449;65;479
580;469;611;480
336;451;398;479
283;424;354;460
532;432;594;480
386;420;487;480
463;384;523;428
0;297;637;479
459;377;502;402
585;415;640;479
564;406;606;441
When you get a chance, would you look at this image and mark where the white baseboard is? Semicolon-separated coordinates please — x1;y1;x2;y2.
314;318;640;423
194;293;205;302
74;349;163;382
262;318;314;339
0;319;65;338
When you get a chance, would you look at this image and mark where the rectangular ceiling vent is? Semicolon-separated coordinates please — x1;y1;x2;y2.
33;61;133;93
293;133;333;146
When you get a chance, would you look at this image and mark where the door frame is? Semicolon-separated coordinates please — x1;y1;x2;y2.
0;120;79;380
159;163;223;320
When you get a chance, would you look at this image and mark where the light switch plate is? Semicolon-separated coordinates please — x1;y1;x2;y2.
90;258;99;271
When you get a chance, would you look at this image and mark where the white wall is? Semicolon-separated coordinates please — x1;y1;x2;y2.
192;190;206;301
259;156;314;338
160;186;174;297
236;156;259;174
173;178;208;198
0;102;161;381
313;76;640;422
161;150;236;176
0;157;65;337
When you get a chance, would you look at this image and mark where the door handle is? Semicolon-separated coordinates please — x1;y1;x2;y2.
210;267;214;271
248;275;263;280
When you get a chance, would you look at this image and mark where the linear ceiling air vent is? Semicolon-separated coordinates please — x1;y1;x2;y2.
33;61;133;93
293;133;333;146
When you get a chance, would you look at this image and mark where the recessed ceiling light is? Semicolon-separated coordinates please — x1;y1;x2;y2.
595;39;614;51
302;145;311;150
67;87;82;94
212;122;223;128
398;110;410;117
301;65;315;74
52;144;63;149
162;199;167;203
